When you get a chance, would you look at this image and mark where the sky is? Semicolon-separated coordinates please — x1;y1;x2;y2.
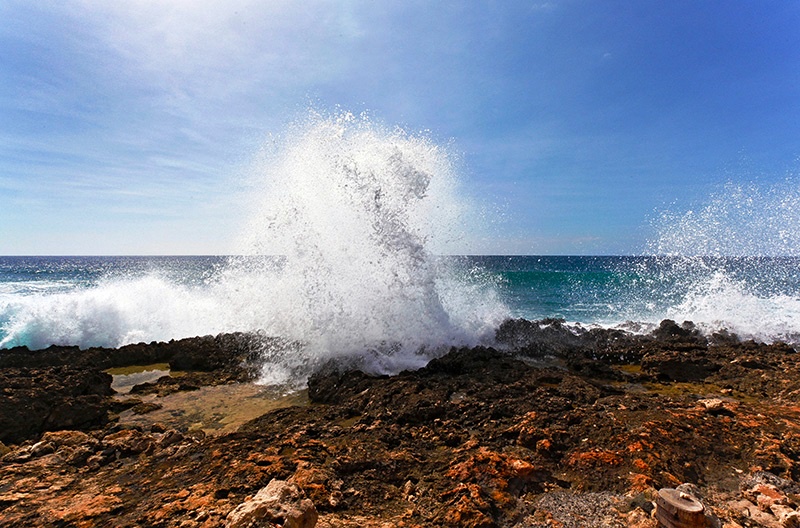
1;0;798;256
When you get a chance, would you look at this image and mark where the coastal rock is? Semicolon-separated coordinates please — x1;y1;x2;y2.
641;346;720;382
770;504;800;527
225;479;318;528
0;332;268;379
2;325;800;527
102;429;153;456
494;318;588;357
0;366;113;444
650;319;705;343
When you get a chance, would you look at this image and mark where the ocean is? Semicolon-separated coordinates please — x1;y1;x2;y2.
2;254;799;380
3;113;799;386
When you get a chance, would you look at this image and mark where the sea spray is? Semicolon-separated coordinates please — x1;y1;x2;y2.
226;111;509;384
0;113;510;386
641;179;800;342
0;273;228;350
650;180;800;257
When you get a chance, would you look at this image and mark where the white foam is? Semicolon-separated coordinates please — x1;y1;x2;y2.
666;270;800;343
0;275;228;350
1;112;510;387
230;111;509;384
646;179;800;343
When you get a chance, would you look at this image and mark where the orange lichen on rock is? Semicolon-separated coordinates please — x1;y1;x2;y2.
440;483;494;528
627;472;655;493
566;448;624;468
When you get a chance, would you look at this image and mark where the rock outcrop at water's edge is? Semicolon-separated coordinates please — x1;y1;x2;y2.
2;320;800;527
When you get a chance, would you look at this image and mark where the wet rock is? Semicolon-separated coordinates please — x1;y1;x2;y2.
0;332;265;372
225;479;318;528
168;332;265;373
495;318;588;357
651;320;705;343
641;348;720;382
131;401;163;414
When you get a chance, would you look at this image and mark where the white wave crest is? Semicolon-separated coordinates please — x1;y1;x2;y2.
1;112;510;387
644;178;800;343
0;275;227;350
665;270;800;343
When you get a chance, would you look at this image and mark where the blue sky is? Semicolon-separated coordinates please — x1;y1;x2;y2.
1;0;798;255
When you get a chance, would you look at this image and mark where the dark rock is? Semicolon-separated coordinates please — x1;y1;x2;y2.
0;332;270;380
642;353;720;382
3;326;800;527
495;318;587;357
0;366;114;444
651;319;706;343
131;401;163;415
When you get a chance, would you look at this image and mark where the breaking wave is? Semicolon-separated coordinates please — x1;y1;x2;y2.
0;112;510;386
642;179;800;343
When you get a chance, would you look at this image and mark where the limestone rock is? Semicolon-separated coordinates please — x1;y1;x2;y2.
226;479;318;528
770;504;800;528
102;429;153;456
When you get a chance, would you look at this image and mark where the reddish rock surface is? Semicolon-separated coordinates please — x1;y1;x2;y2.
2;320;800;527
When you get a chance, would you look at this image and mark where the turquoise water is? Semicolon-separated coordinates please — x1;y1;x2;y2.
2;255;799;353
3;115;800;386
479;255;800;328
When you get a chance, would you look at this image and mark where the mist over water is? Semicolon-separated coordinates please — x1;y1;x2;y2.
226;111;509;383
3;116;799;380
640;179;800;343
0;113;509;386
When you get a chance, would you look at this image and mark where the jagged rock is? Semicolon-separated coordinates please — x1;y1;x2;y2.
225;479;318;528
102;429;153;456
2;327;800;527
770;504;800;527
641;347;720;382
156;429;184;448
651;319;705;343
0;366;113;444
40;430;94;447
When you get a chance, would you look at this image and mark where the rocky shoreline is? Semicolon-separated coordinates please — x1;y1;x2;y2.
2;320;800;527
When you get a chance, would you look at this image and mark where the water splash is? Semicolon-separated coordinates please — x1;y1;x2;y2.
641;179;800;342
0;112;510;386
649;180;800;257
227;111;508;383
0;274;226;350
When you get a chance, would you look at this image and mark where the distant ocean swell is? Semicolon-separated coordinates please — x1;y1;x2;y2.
2;113;799;386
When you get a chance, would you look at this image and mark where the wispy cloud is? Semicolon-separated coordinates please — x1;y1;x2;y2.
2;1;798;254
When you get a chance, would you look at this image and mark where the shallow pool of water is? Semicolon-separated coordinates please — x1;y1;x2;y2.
106;363;173;393
116;384;309;435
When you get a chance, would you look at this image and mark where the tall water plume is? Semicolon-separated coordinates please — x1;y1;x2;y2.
0;112;509;383
223;111;509;384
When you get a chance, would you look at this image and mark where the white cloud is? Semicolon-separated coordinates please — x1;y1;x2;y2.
73;1;362;95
